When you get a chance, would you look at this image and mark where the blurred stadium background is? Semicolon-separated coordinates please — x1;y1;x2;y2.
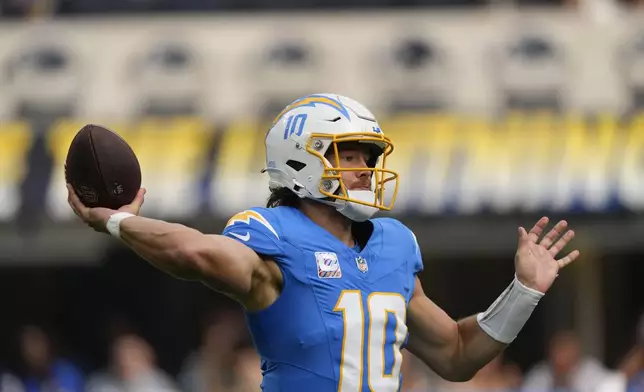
1;0;644;391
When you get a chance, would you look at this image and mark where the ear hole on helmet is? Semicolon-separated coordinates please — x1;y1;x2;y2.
286;160;306;171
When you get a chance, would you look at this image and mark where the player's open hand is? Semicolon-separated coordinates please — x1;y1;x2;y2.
515;217;580;293
66;184;146;233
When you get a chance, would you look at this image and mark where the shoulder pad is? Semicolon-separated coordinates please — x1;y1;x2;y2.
222;208;283;257
375;217;423;274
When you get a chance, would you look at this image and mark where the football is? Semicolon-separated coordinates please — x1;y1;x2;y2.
65;124;142;209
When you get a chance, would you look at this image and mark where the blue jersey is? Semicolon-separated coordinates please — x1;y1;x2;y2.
222;206;423;392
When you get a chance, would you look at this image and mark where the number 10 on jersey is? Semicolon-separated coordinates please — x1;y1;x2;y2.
334;291;408;392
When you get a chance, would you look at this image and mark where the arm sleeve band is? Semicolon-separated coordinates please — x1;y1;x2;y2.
476;276;544;344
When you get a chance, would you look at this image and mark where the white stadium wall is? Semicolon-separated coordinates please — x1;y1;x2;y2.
0;10;643;119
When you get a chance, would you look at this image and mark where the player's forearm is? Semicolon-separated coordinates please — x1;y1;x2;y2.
408;276;542;381
449;315;507;380
118;216;205;280
451;277;543;379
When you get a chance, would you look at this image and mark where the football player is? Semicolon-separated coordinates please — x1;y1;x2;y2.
67;93;580;392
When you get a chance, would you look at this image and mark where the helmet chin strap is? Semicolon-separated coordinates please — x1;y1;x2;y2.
335;190;379;222
314;189;378;222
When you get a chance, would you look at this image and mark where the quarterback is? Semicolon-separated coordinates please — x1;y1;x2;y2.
67;94;580;391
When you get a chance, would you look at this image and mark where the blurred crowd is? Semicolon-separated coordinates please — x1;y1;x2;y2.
7;0;644;16
4;0;644;17
1;311;642;392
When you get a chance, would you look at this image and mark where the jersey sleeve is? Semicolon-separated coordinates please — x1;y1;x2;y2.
408;229;424;275
222;208;284;258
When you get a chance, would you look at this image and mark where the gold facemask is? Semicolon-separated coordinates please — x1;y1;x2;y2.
305;132;399;211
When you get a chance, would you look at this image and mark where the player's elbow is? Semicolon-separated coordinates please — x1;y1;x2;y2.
439;368;477;383
428;356;477;382
424;333;479;382
438;338;479;381
414;348;477;382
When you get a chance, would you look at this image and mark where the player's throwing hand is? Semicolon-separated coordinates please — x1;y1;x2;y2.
515;217;580;293
67;184;146;233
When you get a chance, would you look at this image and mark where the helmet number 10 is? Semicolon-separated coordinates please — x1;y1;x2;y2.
333;290;408;392
283;113;308;139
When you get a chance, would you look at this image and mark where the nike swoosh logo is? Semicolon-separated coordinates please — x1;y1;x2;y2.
229;232;251;242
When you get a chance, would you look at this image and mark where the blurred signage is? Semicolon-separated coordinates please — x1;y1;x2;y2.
1;113;643;222
0;12;639;122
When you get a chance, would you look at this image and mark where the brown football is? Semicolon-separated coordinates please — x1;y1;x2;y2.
65;124;141;209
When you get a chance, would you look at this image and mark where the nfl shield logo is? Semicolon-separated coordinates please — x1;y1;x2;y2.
355;256;368;273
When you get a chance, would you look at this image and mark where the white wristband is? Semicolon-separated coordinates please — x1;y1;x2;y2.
106;212;135;239
476;276;544;344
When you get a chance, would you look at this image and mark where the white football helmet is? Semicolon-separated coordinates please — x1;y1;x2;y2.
262;93;399;221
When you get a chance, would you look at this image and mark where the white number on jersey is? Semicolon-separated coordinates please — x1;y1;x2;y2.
334;291;408;392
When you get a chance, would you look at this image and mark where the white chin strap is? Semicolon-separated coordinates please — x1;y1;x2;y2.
335;190;379;222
